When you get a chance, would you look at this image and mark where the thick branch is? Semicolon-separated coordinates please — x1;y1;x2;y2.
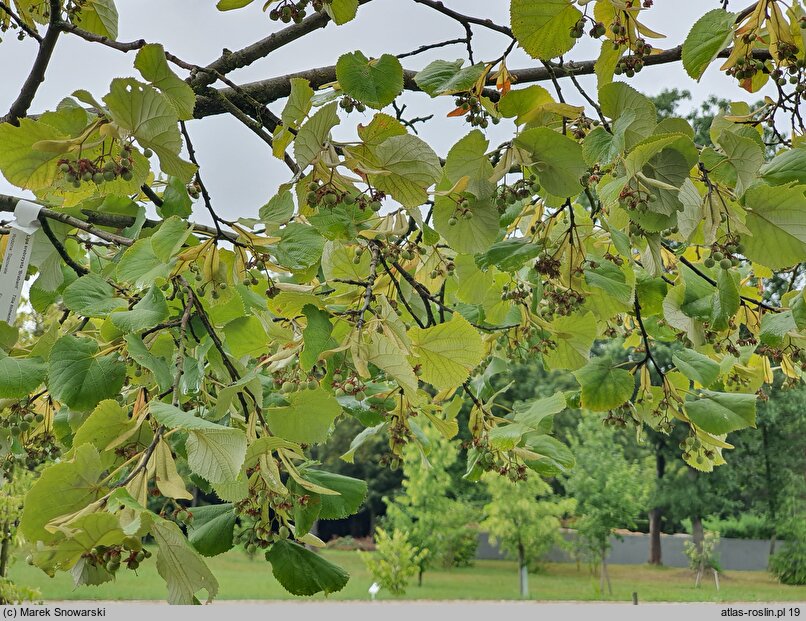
2;0;62;125
190;0;374;90
193;46;773;118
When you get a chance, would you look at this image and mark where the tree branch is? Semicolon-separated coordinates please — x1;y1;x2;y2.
190;0;375;90
193;46;773;118
0;1;43;42
2;0;62;125
38;215;87;276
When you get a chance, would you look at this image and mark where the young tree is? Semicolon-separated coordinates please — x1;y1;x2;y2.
0;0;804;603
481;473;574;598
383;424;479;584
566;415;652;595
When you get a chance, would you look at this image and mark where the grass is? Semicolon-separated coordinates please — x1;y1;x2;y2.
8;549;806;603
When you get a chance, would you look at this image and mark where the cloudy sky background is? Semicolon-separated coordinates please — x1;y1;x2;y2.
0;1;775;225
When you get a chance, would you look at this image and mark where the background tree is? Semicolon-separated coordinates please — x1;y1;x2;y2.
0;0;803;603
383;426;479;584
481;472;574;598
566;415;652;595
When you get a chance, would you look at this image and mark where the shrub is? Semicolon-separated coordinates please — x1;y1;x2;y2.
702;514;774;540
770;519;806;586
360;528;427;596
684;530;721;579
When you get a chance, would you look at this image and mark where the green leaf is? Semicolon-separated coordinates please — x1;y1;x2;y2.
111;285;169;333
135;44;195;120
282;79;314;128
433;195;500;255
718;129;764;197
300;305;334;372
367;333;419;397
408;314;484;390
443;130;496;200
266;540;349;596
414;60;488;97
151;216;193;262
267;388;342;444
20;444;105;544
150;403;247;484
475;239;542;272
324;0;359;25
72;0;118;39
116;239;172;288
103;78;196;181
599;82;657;149
0;114;73;190
742;183;806;269
672;349;720;387
0;350;46;399
125;334;173;392
510;0;581;60
760;311;796;347
368;134;442;210
216;0;255;10
513;127;586;197
292;470;368;519
48;336;126;411
260;189;295;229
685;390;757;435
336;51;403;109
294;102;340;170
72;400;137;468
573;359;634;411
223;316;269;359
542;311;596;371
584;259;634;306
682;9;736;80
274;223;325;271
512;391;567;430
152;519;219;604
62;274;127;318
160;176;193;219
187;504;236;557
760;147;806;186
523;435;575;476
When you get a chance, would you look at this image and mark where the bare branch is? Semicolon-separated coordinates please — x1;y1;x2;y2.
190;0;375;90
2;0;62;125
193;46;773;118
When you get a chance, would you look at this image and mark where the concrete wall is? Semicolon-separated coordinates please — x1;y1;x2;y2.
476;531;775;571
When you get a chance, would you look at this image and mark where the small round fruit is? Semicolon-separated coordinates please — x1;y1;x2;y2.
712;251;724;261
719;258;732;269
704;257;715;268
104;170;116;181
448;217;458;226
106;560;120;572
93;172;105;184
355;390;367;401
142;148;153;158
281;381;294;393
121;170;133;181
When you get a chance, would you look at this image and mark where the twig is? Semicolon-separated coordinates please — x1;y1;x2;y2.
0;1;42;42
38;216;87;276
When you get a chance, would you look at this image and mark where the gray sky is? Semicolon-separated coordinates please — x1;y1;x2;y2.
0;1;774;225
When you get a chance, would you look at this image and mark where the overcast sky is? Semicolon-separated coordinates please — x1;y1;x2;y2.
0;1;773;225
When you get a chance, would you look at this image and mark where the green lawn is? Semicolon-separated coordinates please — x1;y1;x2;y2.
8;549;806;603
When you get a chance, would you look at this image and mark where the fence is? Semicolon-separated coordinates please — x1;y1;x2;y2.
476;530;775;571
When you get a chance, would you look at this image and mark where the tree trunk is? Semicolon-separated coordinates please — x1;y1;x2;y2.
518;543;528;598
648;450;666;565
692;515;704;554
601;544;612;595
0;521;10;579
648;508;663;565
761;423;778;560
418;566;423;587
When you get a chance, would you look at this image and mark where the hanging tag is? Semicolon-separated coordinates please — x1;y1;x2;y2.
0;200;42;324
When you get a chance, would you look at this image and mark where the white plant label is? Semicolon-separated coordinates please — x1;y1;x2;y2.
0;200;41;324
